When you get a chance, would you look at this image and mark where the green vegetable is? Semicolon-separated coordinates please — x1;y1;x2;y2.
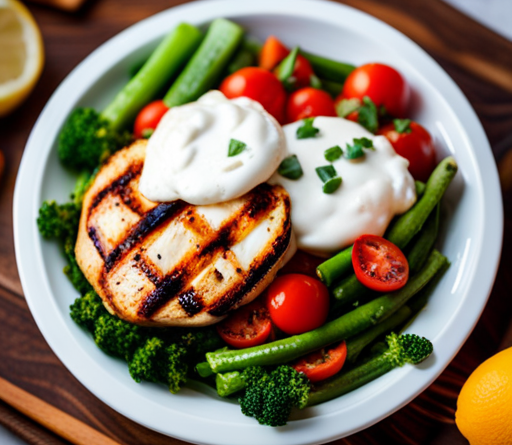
307;332;433;406
225;47;256;74
164;18;244;107
278;154;303;180
322;176;342;194
70;291;224;393
318;78;343;98
296;117;320;139
324;145;343;162
316;165;342;194
239;365;310;427
356;97;379;133
407;204;440;273
299;50;355;82
386;156;458;249
316;245;353;287
275;46;299;89
345;137;374;160
59;23;202;172
206;249;447;373
393;118;412;134
228;139;247;157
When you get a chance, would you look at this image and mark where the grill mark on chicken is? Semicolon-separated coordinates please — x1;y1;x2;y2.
137;184;283;319
90;167;139;212
138;271;184;317
208;206;291;316
178;289;204;316
103;200;186;272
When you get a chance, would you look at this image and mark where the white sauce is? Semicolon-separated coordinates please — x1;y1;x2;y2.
139;90;286;205
270;117;416;256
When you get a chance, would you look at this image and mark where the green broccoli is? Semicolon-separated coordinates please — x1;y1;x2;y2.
238;365;310;427
69;292;224;393
128;337;188;394
307;332;434;407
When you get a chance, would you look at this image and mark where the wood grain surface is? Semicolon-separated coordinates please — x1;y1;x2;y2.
1;0;512;444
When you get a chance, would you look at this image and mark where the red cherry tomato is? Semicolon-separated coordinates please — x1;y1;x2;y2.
352;235;409;293
266;274;329;335
293;341;347;382
378;121;437;182
133;100;169;139
286;87;337;123
338;63;410;118
216;298;272;349
219;67;286;123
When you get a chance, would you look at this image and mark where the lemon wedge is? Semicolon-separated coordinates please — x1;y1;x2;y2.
0;0;44;117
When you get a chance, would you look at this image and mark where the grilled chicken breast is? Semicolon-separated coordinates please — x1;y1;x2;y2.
75;140;293;327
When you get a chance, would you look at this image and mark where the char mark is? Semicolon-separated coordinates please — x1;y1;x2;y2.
90;167;139;212
208;222;292;317
103;200;186;272
178;289;204;316
138;271;184;318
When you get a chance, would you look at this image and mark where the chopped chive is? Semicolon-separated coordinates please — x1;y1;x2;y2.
357;96;379;133
324;145;343;162
345;137;374;160
275;46;299;82
228;139;247;157
297;117;320;139
316;165;337;182
335;98;360;118
278;155;303;180
309;74;322;89
323;176;342;194
393;118;412;134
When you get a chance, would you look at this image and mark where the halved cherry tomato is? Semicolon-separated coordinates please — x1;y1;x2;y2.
259;35;290;70
219;67;286;123
216;298;272;349
378;120;437;182
337;63;410;118
286;87;337;122
293;341;347;382
133;100;169;139
266;274;329;335
352;234;409;292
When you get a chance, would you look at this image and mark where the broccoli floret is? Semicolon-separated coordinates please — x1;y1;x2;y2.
385;332;433;366
239;365;310;427
128;337;189;394
93;313;144;360
37;200;80;241
70;291;105;332
58;108;132;172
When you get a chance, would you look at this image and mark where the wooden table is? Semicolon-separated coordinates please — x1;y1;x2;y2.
1;0;511;443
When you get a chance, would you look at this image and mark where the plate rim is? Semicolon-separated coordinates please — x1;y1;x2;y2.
13;1;503;444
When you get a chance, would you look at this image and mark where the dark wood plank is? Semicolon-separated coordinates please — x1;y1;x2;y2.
1;1;511;444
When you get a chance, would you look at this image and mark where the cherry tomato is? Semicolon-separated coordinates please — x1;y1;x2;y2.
338;63;410;118
378;120;437;182
133;100;169;139
352;234;409;293
266;274;329;335
216;298;272;349
286;87;337;122
219;67;286;123
293;341;347;382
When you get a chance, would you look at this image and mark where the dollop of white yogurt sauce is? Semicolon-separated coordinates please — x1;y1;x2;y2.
270;116;416;256
139;90;286;205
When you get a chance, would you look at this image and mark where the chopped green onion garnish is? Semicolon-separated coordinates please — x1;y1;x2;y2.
324;145;343;162
345;137;374;160
297;117;320;139
393;118;412;134
309;74;322;89
275;46;299;82
278;155;303;180
142;128;154;139
323;176;342;194
357;96;379;133
228;139;247;157
316;165;337;182
335;98;360;118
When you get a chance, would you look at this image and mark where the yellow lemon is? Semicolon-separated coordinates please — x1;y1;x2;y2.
455;347;512;445
0;0;44;117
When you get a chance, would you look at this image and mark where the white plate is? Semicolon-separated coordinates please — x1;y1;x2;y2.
13;1;503;444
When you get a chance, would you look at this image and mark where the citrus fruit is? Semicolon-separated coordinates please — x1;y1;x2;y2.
455;347;512;445
0;0;44;117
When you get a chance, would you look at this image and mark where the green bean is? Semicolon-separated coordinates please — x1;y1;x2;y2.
407;204;440;273
206;250;447;373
